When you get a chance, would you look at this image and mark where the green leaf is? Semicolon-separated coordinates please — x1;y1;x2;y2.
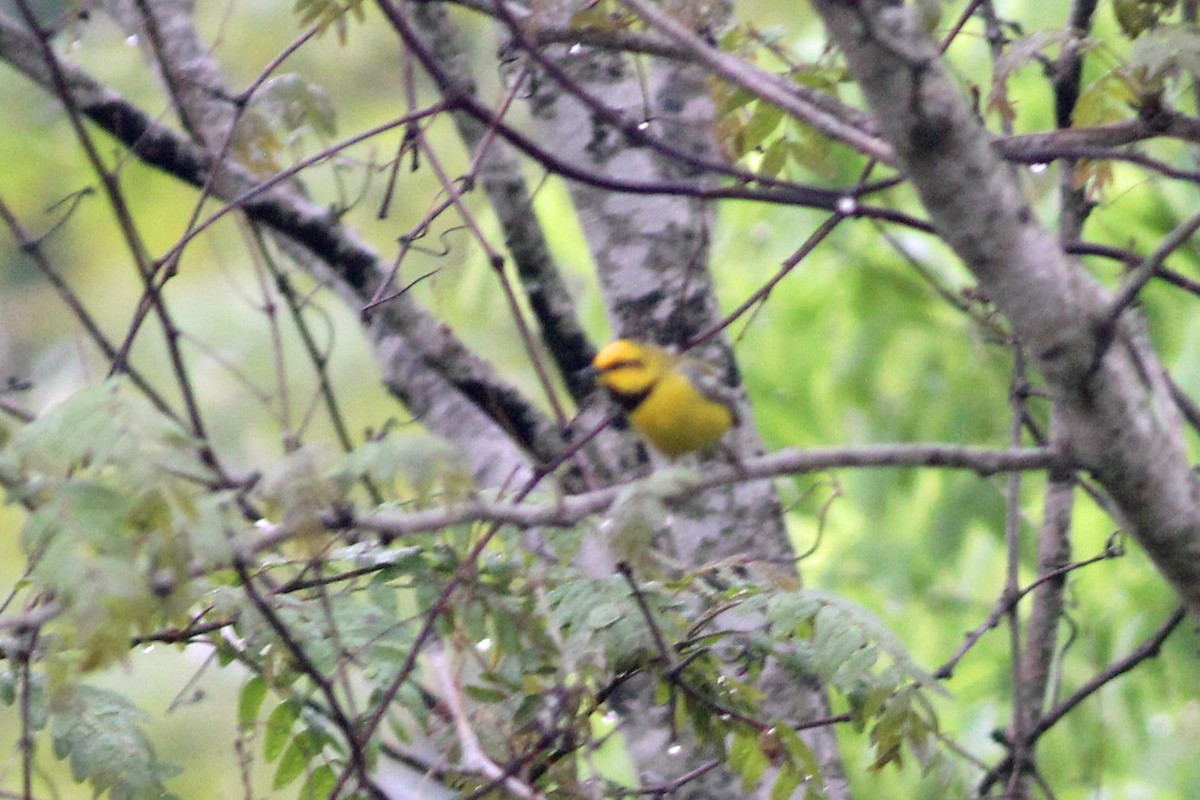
1130;24;1200;82
775;725;821;786
231;108;284;176
759;138;788;178
255;74;338;138
585;603;624;631
22;481;179;674
492;605;523;656
730;728;769;789
0;670;48;730
770;763;801;800
785;121;838;179
801;589;940;688
22;479;134;557
274;730;319;789
336;431;473;506
298;764;337;800
832;642;879;685
186;491;243;569
717;86;758;115
742;102;785;151
465;684;509;703
49;684;181;799
293;0;366;43
0;449;22;501
258;443;343;537
812;607;866;681
988;30;1075;121
1115;0;1179;38
767;592;820;635
604;481;670;568
12;380;203;483
239;676;268;730
264;699;302;761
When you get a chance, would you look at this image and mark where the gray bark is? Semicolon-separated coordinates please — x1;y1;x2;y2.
812;0;1200;616
521;22;848;799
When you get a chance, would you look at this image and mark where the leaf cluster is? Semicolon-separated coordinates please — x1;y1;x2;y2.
8;381;238;680
0;674;181;800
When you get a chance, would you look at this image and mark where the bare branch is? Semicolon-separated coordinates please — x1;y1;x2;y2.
308;444;1060;544
618;0;894;164
431;648;547;800
979;607;1186;793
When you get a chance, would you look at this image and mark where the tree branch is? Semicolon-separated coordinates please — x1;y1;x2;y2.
246;444;1060;548
812;0;1200;617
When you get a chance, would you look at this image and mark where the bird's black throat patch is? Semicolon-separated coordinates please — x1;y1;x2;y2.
606;385;653;413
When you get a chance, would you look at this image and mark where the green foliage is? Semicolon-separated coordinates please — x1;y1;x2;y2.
7;381;240;680
263;698;303;762
50;685;183;800
988;30;1078;123
256;74;339;141
205;502;951;797
1073;72;1137;128
233;74;339;177
712;26;851;180
763;590;945;774
297;764;337;799
547;573;658;672
0;674;180;800
292;0;366;43
568;0;640;34
236;691;344;795
334;430;474;507
231;110;286;178
713;92;849;181
257;443;344;544
1129;24;1200;84
10;381;204;486
1114;0;1179;38
602;471;677;568
238;675;268;730
272;722;335;790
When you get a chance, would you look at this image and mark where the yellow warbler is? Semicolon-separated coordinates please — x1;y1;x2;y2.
592;339;737;457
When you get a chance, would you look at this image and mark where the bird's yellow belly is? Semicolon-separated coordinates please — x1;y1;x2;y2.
628;372;733;457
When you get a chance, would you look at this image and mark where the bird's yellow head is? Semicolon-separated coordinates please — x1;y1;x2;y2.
592;339;671;399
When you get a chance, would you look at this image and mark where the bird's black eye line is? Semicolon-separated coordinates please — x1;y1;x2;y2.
597;357;644;374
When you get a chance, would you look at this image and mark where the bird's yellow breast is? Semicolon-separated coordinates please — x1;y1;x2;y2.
627;369;734;457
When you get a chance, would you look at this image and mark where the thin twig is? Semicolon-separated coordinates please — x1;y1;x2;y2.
233;560;385;800
1107;207;1200;327
1003;350;1030;797
978;607;1186;793
934;538;1122;680
432;648;546;799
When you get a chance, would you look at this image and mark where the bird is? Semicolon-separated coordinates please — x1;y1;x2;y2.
591;339;738;457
